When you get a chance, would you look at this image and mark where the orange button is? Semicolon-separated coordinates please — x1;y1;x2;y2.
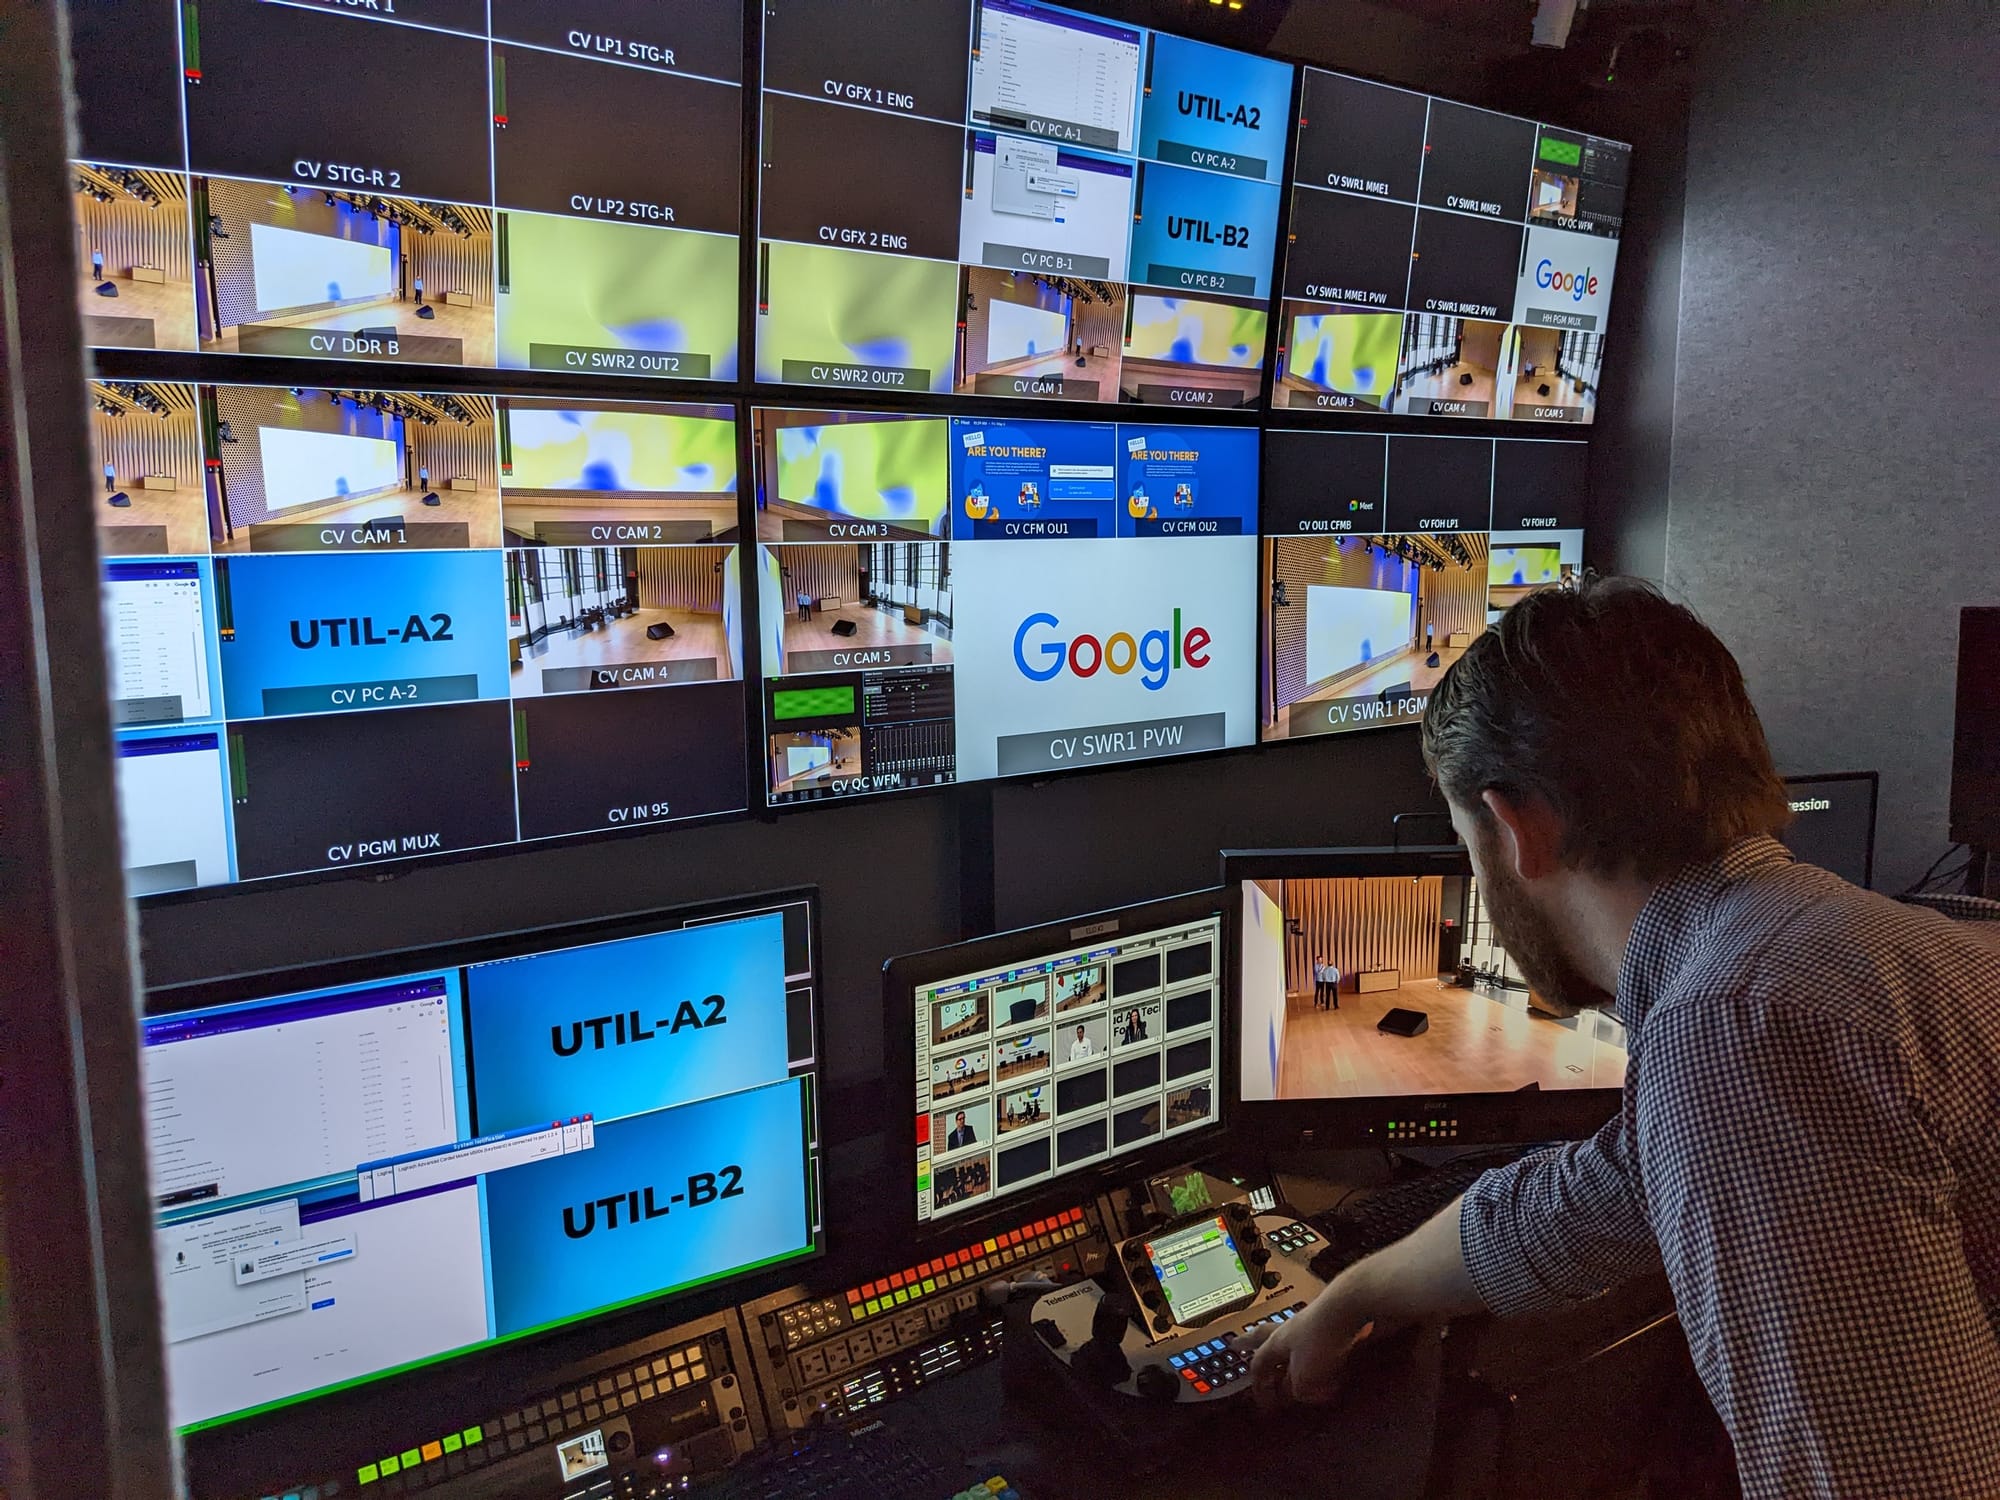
421;1442;443;1463
1195;1381;1211;1394
890;1272;906;1289
846;1288;862;1305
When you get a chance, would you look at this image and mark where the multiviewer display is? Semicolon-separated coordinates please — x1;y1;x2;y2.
756;0;1292;407
914;914;1221;1224
1237;877;1626;1102
97;382;747;894
1276;71;1629;423
1259;432;1585;742
753;409;1258;803
145;897;820;1432
66;0;743;378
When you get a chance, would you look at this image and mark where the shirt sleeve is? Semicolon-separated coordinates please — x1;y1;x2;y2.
1636;992;2000;1500
1459;1101;1664;1316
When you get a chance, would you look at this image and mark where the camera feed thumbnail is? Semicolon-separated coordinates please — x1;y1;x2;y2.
1237;877;1627;1103
89;383;207;557
197;180;494;366
506;545;741;698
957;269;1125;403
755;413;950;543
73;167;196;351
1392;316;1507;418
764;545;954;675
1121;294;1267;408
913;914;1221;1224
1489;543;1575;613
498;400;738;546
1278;308;1403;411
206;387;500;553
755;240;960;395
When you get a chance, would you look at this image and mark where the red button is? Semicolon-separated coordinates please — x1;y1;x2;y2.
890;1273;906;1290
1181;1369;1198;1382
846;1289;862;1305
1195;1381;1211;1393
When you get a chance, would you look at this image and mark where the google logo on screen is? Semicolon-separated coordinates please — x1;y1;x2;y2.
1013;609;1212;692
1535;259;1601;301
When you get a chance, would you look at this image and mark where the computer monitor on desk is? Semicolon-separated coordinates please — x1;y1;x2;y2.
146;889;822;1498
1222;848;1623;1149
1779;771;1879;888
886;889;1227;1237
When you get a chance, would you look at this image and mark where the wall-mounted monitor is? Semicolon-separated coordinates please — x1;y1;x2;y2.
1275;70;1628;424
97;381;747;897
887;888;1226;1233
752;407;1258;804
65;0;744;380
147;890;820;1463
1259;432;1586;743
755;0;1293;408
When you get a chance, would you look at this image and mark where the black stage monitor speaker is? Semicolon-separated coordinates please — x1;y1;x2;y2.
107;491;130;508
1377;1008;1429;1038
415;304;436;320
365;516;405;530
830;618;859;637
1537;382;1552;397
1457;372;1474;386
646;622;675;641
95;280;119;297
421;492;441;506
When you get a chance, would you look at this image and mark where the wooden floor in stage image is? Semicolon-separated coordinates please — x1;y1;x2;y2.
1276;976;1627;1099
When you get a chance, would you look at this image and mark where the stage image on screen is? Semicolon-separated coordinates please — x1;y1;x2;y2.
914;913;1221;1224
207;387;502;553
1279;69;1628;423
144;896;821;1434
104;384;749;896
756;0;1291;406
1237;876;1626;1103
89;382;208;557
755;409;1258;805
70;0;744;380
1261;432;1586;742
73;166;197;351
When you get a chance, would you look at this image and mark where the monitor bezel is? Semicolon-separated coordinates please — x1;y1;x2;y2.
152;884;825;1480
1781;770;1880;890
883;886;1231;1247
1220;846;1621;1149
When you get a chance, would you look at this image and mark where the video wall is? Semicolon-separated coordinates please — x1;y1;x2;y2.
97;382;747;894
756;0;1292;408
1276;69;1628;423
66;0;743;377
754;410;1258;804
68;5;1622;897
1259;431;1586;741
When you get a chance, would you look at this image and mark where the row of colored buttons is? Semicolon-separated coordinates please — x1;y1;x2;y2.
842;1209;1086;1320
1265;1223;1320;1255
356;1426;483;1487
949;1478;1022;1500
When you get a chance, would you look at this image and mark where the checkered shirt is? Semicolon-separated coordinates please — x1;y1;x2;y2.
1459;837;2000;1498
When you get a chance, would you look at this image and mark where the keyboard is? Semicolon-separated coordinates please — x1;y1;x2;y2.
1307;1149;1524;1282
695;1422;1026;1500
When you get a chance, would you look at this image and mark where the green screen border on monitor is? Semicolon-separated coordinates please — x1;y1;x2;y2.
176;1241;816;1435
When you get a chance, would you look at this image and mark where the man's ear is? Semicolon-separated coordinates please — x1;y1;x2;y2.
1480;789;1563;881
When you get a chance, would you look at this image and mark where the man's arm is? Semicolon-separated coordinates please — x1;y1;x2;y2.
1637;994;2000;1499
1251;1108;1664;1400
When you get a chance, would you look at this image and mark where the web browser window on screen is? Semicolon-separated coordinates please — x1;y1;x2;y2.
753;409;1257;804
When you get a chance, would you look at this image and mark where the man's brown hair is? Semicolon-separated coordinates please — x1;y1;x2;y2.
1421;575;1790;881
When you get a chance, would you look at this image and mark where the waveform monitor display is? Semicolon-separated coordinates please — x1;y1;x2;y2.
99;381;747;897
1276;71;1629;424
753;407;1259;804
66;0;743;379
756;0;1292;409
1258;431;1585;742
144;893;820;1433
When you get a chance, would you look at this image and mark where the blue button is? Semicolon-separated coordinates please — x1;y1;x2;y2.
1169;1354;1185;1368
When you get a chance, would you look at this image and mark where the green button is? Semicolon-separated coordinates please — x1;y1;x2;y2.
358;1464;380;1485
442;1433;463;1454
379;1457;400;1477
401;1449;422;1469
463;1425;484;1445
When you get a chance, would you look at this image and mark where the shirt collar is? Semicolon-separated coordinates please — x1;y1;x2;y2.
1615;835;1795;1030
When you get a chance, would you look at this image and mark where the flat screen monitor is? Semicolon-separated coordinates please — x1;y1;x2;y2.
1258;432;1585;744
755;0;1293;408
146;889;821;1444
64;0;744;380
1780;772;1879;888
887;889;1227;1231
1951;608;2000;849
1223;847;1621;1147
1275;69;1629;424
96;381;747;896
754;407;1258;805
